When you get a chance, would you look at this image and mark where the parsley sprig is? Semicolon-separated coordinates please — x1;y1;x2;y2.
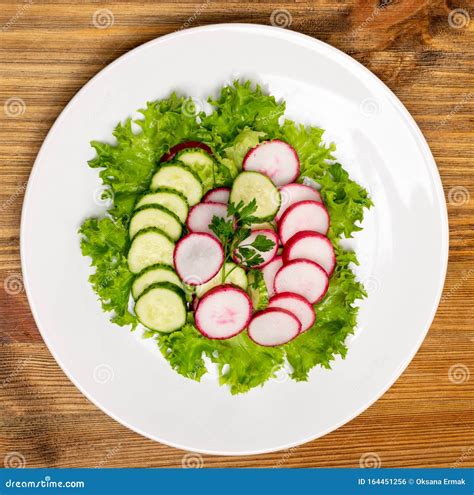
209;199;276;282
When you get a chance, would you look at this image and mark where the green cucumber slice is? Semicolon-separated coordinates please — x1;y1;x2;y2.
247;270;269;311
230;171;280;221
151;164;203;206
132;264;183;300
127;227;174;274
135;188;188;223
250;221;276;231
195;262;248;298
129;205;182;241
175;148;215;191
135;282;186;333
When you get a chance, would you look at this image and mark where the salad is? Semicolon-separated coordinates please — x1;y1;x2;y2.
79;81;372;394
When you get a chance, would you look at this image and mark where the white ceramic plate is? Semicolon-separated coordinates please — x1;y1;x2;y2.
21;24;448;455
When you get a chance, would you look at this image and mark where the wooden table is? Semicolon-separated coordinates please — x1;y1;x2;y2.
1;0;473;468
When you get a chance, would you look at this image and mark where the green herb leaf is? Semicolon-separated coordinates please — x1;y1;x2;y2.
250;234;275;253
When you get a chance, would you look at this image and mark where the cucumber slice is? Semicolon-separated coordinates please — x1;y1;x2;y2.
195;262;248;298
250;221;276;231
132;264;183;300
135;282;186;333
151;164;203;206
135;188;188;223
230;171;280;221
175;148;215;191
129;205;182;241
247;270;269;311
127;228;174;274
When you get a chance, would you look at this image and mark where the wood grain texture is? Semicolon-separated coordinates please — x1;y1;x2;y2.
0;0;473;468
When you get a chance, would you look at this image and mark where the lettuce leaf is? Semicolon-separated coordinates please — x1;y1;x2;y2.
79;217;136;328
88;94;212;218
201;81;285;145
157;318;284;395
223;127;266;170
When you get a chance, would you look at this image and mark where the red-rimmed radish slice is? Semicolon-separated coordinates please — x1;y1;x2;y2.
278;200;329;244
233;229;279;268
261;256;283;298
274;259;329;304
283;231;336;276
202;187;230;204
243;140;300;187
186;202;230;237
276;183;322;221
160;141;213;162
248;308;301;346
268;292;316;333
195;285;252;339
174;233;224;285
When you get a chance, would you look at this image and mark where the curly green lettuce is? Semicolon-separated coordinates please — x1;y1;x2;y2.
80;80;373;394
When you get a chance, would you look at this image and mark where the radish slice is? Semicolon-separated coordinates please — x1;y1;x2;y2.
195;285;252;339
283;231;336;276
243;140;300;187
203;187;230;204
174;233;224;285
276;183;322;221
234;229;279;268
248;308;301;346
160;141;212;162
268;292;316;333
186;202;230;237
274;259;329;304
261;256;283;298
278;200;329;244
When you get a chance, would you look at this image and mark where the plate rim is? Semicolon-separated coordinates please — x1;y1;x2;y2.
20;23;449;456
